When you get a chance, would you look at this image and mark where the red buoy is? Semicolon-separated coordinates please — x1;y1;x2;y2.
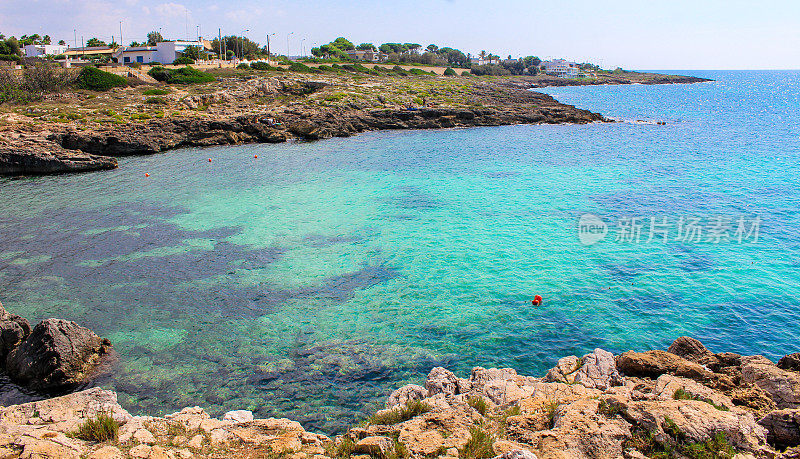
145;173;150;177
254;155;258;159
532;295;543;306
208;158;212;162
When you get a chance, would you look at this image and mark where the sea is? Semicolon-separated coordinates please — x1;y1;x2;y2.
0;70;798;433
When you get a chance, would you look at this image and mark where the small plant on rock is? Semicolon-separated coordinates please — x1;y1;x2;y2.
598;399;622;418
460;426;495;459
70;413;119;442
545;401;560;429
468;396;488;416
369;399;431;425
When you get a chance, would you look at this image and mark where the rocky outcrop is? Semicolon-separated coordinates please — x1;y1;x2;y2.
0;138;117;176
741;356;800;409
759;408;800;448
5;318;114;391
0;301;30;362
0;301;114;393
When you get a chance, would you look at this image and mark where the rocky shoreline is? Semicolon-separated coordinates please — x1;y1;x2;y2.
0;330;798;458
0;70;655;177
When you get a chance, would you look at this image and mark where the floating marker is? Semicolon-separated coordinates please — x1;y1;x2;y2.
532;295;543;306
254;155;258;158
208;158;212;162
145;173;150;177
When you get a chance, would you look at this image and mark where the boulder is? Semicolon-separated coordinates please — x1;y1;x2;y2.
223;410;254;423
5;318;113;390
614;397;769;453
426;367;459;397
496;450;538;459
616;350;714;381
0;301;30;360
387;384;427;408
574;348;621;390
779;354;800;372
741;356;800;409
354;436;393;458
653;374;735;410
758;408;800;448
668;337;716;363
543;356;581;384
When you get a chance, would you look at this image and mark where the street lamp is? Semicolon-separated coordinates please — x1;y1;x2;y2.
286;32;293;60
240;29;249;61
266;33;275;64
301;38;306;58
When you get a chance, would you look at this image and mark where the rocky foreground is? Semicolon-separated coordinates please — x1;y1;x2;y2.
0;337;799;458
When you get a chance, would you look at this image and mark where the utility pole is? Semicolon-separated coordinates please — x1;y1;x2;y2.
301;38;306;58
184;7;188;41
218;28;222;60
286;32;293;60
119;21;123;50
74;29;77;49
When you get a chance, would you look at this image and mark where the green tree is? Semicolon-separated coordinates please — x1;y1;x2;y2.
86;38;106;47
42;35;51;45
331;37;354;50
147;31;164;46
182;46;200;60
404;43;421;54
58;39;66;45
356;43;376;51
426;44;438;53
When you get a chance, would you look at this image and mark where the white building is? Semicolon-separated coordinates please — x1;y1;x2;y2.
155;40;204;64
114;46;158;64
23;44;68;58
345;49;383;62
542;59;579;78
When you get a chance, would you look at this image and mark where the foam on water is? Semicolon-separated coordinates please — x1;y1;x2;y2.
0;70;798;432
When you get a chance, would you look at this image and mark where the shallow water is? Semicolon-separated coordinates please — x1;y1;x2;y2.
1;70;799;432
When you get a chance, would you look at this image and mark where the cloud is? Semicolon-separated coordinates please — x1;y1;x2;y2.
154;2;188;18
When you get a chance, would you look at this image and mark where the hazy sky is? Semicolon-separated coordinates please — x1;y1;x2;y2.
1;0;798;69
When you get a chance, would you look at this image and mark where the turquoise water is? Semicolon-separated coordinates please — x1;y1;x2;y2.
0;70;799;432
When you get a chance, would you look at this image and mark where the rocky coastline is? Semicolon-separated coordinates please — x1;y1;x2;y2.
2;69;680;177
0;301;799;459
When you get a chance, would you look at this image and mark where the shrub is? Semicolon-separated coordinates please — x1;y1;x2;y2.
317;65;336;72
76;66;127;91
369;400;431;425
129;62;141;69
145;96;168;104
545;401;560;428
468;396;488;416
148;66;215;84
52;54;66;60
461;71;471;76
684;432;735;459
173;56;195;65
149;61;162;66
142;88;169;95
70;413;119;442
288;62;320;73
444;67;457;76
250;61;278;71
237;63;250;70
0;54;21;63
325;437;355;458
460;426;494;459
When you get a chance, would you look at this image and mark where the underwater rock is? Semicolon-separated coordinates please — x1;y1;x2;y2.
5;318;114;391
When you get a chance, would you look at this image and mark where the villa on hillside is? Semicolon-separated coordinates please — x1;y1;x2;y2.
23;44;68;57
345;49;385;62
542;59;579;77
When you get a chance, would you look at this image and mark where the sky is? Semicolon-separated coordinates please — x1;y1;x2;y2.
1;0;798;70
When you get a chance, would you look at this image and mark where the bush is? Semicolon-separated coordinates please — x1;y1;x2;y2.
142;88;169;95
444;67;457;76
468;396;488;415
70;413;119;442
173;56;195;65
1;64;77;103
149;61;161;66
145;96;168;104
288;62;320;73
76;66;127;91
249;61;274;71
409;68;434;76
148;66;214;84
237;63;250;70
0;54;21;63
52;54;66;60
461;71;471;76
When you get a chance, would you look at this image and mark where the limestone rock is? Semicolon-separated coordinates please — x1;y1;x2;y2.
0;301;30;361
654;374;734;410
5;318;114;390
574;348;621;390
354;436;392;457
759;408;800;448
616;350;714;381
88;445;124;459
543;356;581;384
387;384;427;408
426;367;459;397
779;354;800;372
222;410;254;423
496;449;538;459
742;357;800;408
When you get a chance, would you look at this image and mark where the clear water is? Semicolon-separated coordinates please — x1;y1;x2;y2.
0;70;798;433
